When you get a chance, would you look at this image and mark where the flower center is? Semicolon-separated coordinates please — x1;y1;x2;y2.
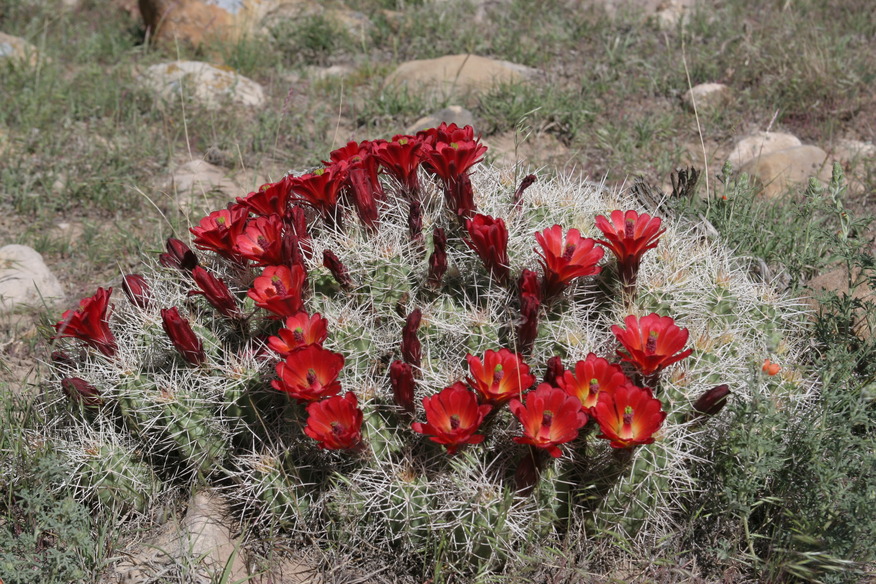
216;217;226;226
330;421;344;436
625;218;635;239
541;410;553;427
257;235;268;249
292;327;305;344
449;414;461;430
492;364;504;384
623;405;634;426
562;243;576;261
271;275;286;296
645;331;658;355
306;368;317;386
589;378;599;396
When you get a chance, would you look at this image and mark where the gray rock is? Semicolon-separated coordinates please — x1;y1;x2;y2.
0;32;47;67
0;245;65;312
683;82;731;111
738;145;831;199
727;131;803;168
139;61;266;110
406;106;476;134
161;158;272;208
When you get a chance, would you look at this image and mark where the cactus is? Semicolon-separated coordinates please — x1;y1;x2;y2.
41;127;816;581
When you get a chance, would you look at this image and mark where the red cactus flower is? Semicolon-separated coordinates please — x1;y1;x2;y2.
290;165;346;226
467;348;535;405
122;274;151;309
190;206;249;262
323;249;354;290
762;359;781;376
234;214;285;266
518;269;541;302
691;384;731;418
161;307;206;365
346;166;380;230
510;384;587;458
389;360;416;414
267;312;329;356
247;265;306;318
612;313;693;376
465;214;510;284
329;140;385;201
272;344;344;401
53;287;117;357
61;377;102;408
304;392;363;450
189;266;240;318
159;237;198;271
595;210;665;286
427;227;448;288
411;382;492;454
423;139;487;218
416;123;476;147
236;176;294;217
594;383;666;449
535;225;604;298
557;353;630;411
372;135;424;199
401;309;422;369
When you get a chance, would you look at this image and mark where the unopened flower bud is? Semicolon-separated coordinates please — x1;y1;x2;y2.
161;307;206;365
543;356;564;388
427;228;447;288
389;360;416;414
401;309;422;369
122;274;151;309
159;238;198;271
61;377;102;408
323;249;354;290
691;384;731;418
189;266;240;318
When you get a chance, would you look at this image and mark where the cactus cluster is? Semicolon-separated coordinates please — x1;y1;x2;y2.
44;126;815;579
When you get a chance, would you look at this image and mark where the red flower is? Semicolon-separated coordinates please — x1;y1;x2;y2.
595;210;665;285
236;176;294;217
467;348;535;405
401;309;422;369
411;382;492;454
161;307;206;365
187;267;239;318
423;139;487;218
61;377;102;408
122;274;151;309
691;384;731;417
272;345;344;401
267;312;329;356
518;269;541;302
762;359;781;376
234;214;285;266
427;227;448;288
510;384;587;458
612;313;693;376
53;287;117;357
416;123;476;147
190;206;249;262
304;392;363;450
346;166;380;230
373;135;424;199
465;214;510;284
535;225;604;298
159;237;199;271
594;383;666;449
557;353;630;411
290;165;346;225
389;360;416;414
248;265;306;318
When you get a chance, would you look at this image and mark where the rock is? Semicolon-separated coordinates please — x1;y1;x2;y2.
807;266;875;339
833;138;876;163
594;0;698;27
306;64;355;81
139;0;235;47
0;245;65;312
738;145;831;199
161;158;269;208
486;130;570;169
727;131;803;168
180;491;249;582
406;106;476;134
0;32;47;67
139;61;266;110
682;82;730;111
384;54;539;101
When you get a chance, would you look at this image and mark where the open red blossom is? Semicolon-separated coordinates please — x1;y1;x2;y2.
467;348;535;405
304;392;363;450
161;307;206;366
594;383;666;448
188;267;240;318
557;353;630;411
465;214;510;284
234;214;285;266
595;210;665;286
272;345;344;401
236;176;294;218
510;384;587;458
190;206;249;262
53;287;117;357
159;238;199;271
372;135;424;199
267;312;329;356
416;123;476;147
247;265;306;318
411;382;492;454
535;225;604;298
290;165;346;226
423;139;487;218
612;313;693;376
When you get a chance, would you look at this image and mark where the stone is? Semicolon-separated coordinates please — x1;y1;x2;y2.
384;54;539;100
161;158;269;208
738;145;831;199
139;60;266;109
405;106;476;134
726;131;803;168
0;32;47;67
486;130;570;170
594;0;698;27
682;82;730;111
833;138;876;163
306;64;355;81
0;245;65;312
807;266;875;339
180;491;249;582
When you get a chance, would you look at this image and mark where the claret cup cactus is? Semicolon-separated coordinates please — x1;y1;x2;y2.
44;125;814;580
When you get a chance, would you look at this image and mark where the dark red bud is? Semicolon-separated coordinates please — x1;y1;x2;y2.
517;293;541;356
159;238;199;271
122;274;151;309
61;377;102;408
389;360;416;414
189;267;240;318
323;249;354;290
51;350;77;370
513;174;537;208
427;227;447;288
401;309;422;368
408;199;423;244
518;269;542;303
160;307;206;365
347;167;379;231
543;356;564;388
692;384;731;418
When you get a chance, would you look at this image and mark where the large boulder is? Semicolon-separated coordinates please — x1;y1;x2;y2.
738;144;831;199
727;131;802;168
